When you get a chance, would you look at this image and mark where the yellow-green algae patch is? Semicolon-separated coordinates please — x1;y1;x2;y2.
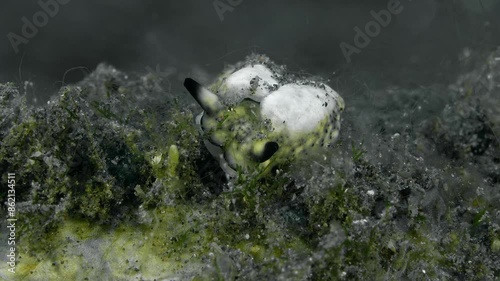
9;198;311;280
13;206;210;280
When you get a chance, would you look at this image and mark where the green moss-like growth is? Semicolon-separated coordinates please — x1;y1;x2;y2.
0;82;150;224
1;50;500;280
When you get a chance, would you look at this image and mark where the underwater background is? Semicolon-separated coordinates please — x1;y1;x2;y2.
1;0;499;280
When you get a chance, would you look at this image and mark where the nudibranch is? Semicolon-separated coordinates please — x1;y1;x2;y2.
184;55;344;179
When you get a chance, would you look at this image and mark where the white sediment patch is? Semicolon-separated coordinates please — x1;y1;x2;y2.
215;64;279;104
261;83;342;134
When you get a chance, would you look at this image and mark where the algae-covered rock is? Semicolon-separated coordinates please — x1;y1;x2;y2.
0;51;499;280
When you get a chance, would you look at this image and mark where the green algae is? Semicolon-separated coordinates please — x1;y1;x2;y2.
14;208;207;280
1;53;500;280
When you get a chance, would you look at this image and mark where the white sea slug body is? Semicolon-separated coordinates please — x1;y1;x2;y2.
184;55;344;178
